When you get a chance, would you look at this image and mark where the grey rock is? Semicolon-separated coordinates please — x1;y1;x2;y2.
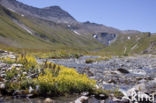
0;83;5;89
75;96;88;103
117;68;130;74
81;92;89;96
44;98;55;103
0;74;6;78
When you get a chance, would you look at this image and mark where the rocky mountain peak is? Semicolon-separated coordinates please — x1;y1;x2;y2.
43;6;61;10
0;0;77;24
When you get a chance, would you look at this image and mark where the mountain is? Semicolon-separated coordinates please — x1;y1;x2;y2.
0;0;155;55
0;4;103;50
0;0;140;35
0;0;76;24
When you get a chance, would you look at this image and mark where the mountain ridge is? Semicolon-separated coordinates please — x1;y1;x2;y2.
1;0;156;55
0;0;141;35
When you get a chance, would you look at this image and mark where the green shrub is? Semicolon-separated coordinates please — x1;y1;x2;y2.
85;57;111;64
16;54;37;69
0;57;15;64
93;88;123;98
34;63;96;96
5;66;18;80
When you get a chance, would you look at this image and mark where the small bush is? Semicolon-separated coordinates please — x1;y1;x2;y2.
93;88;123;98
34;63;96;96
0;57;15;64
5;66;18;80
85;57;111;64
16;54;37;69
123;53;128;56
85;59;94;63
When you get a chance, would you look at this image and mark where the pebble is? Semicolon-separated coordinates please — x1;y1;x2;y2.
0;83;5;89
44;98;55;103
75;96;88;103
81;92;89;96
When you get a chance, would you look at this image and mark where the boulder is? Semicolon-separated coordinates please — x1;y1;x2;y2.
0;83;5;89
75;96;88;103
7;55;16;59
81;92;89;96
12;64;23;67
95;94;108;100
0;49;7;53
0;63;7;68
29;86;34;93
44;98;55;103
117;68;129;74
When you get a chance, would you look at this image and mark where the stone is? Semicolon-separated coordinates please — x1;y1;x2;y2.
44;98;55;103
27;94;34;98
108;79;117;84
81;92;89;96
100;100;105;103
88;97;99;103
13;90;22;95
36;85;39;91
8;55;16;59
0;74;6;78
12;64;23;67
95;94;108;100
117;68;129;74
0;83;5;89
29;86;34;93
0;63;7;68
75;96;88;103
23;72;27;75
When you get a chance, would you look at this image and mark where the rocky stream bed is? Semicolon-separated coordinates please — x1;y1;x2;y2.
39;55;156;103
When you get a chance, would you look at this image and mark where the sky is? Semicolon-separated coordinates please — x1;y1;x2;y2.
18;0;156;33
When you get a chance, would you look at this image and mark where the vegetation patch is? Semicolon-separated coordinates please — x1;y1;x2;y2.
0;54;97;97
85;56;111;64
34;62;96;96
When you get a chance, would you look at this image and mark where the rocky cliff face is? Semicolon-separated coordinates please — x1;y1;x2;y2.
0;0;77;24
93;32;117;45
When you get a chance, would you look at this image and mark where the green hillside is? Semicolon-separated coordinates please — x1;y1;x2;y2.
0;5;103;51
100;33;156;56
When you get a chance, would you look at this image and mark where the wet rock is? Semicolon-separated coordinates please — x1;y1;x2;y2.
95;94;108;100
75;96;88;103
81;92;89;96
7;54;16;59
26;94;34;98
13;90;23;96
117;68;129;74
44;98;55;103
88;97;99;103
12;64;23;67
100;100;105;103
0;63;7;68
23;72;27;75
0;50;6;53
35;85;39;91
120;98;130;103
108;79;117;84
29;86;34;93
0;83;5;89
0;74;6;78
